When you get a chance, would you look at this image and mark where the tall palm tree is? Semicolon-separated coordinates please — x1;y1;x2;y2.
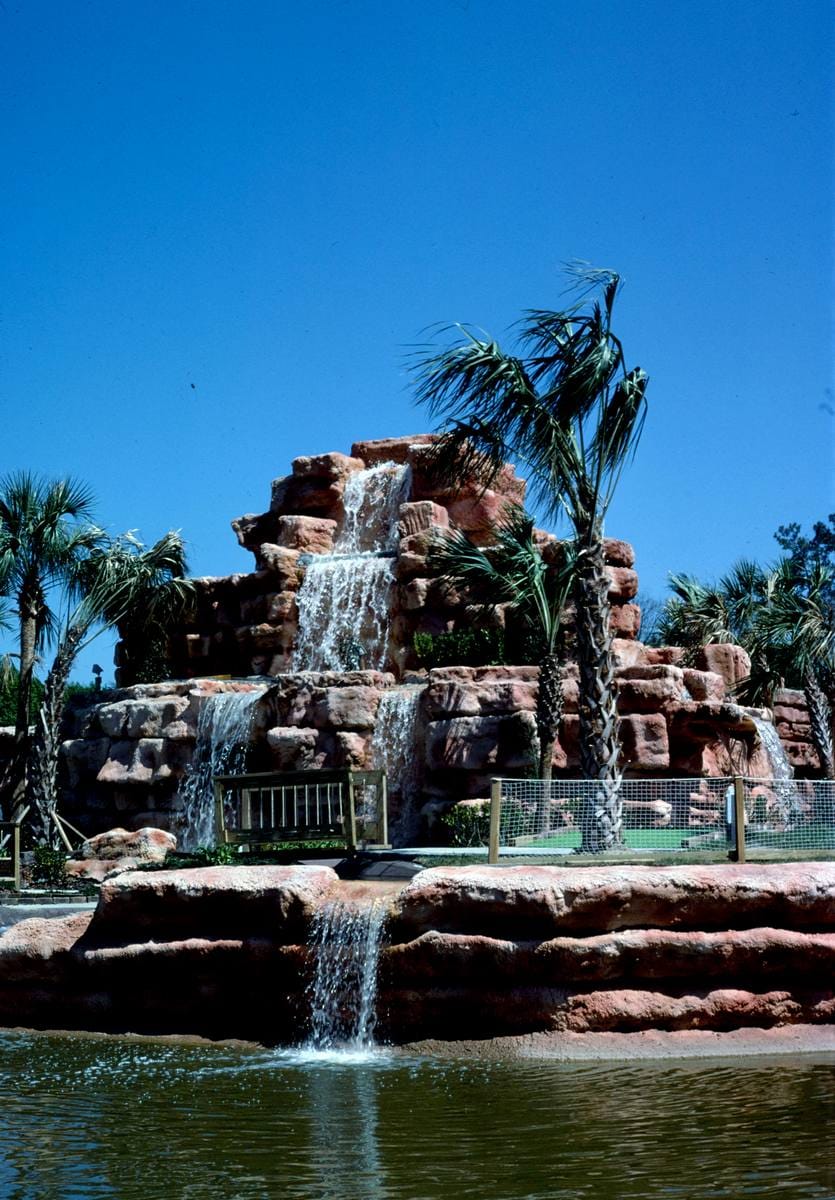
0;474;96;811
660;559;835;779
27;530;193;844
431;505;576;784
414;267;648;850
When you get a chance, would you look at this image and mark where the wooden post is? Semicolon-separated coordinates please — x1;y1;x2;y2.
733;776;746;864
488;778;502;865
51;811;75;854
380;772;389;848
12;823;20;893
347;775;358;851
213;779;227;845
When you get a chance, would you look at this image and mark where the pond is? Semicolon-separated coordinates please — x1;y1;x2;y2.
0;1032;832;1199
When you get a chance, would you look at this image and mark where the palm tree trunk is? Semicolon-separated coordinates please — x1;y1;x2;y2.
804;670;834;780
575;536;623;852
5;602;39;813
535;649;562;831
27;627;81;846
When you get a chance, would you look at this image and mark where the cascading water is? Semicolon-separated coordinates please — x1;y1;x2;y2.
751;714;802;826
294;463;411;672
371;686;425;843
178;688;265;850
305;899;387;1053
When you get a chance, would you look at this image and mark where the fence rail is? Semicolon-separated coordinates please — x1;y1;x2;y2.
486;776;835;863
214;768;389;850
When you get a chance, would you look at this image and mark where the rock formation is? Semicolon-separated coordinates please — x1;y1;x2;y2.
0;862;832;1044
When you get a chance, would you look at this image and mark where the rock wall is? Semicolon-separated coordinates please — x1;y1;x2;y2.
120;435;640;683
59;657;821;840
1;863;832;1044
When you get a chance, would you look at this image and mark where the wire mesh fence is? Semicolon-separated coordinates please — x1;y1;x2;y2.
485;777;835;861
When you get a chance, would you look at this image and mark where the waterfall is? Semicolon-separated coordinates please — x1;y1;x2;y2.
294;463;410;672
751;714;802;826
371;686;425;844
178;689;264;851
305;899;386;1052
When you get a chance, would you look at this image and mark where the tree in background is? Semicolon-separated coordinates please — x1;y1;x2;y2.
431;505;576;783
414;266;648;850
660;557;834;779
27;530;193;844
0;475;97;813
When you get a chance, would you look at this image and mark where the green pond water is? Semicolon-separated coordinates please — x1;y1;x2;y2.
0;1032;832;1200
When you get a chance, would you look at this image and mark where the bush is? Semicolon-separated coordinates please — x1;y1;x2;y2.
413;628;506;669
31;845;68;888
0;668;44;727
441;802;490;847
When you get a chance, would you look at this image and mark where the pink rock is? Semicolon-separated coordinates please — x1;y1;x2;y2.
351;434;437;465
335;731;370;769
603;538;636;568
682;668;727;702
447;490;510;540
266;726;319;769
392;862;835;938
230;511;278;550
619;713;670;769
254;544;303;588
426;716;501;770
398;501;450;537
88;864;341;945
609;603;641;639
313;686;382;730
124;697;191;740
80;827;177;862
274;515;337;554
607;567;639;601
694;644;752;689
617;677;683;714
291;451;364;479
97;739;167;785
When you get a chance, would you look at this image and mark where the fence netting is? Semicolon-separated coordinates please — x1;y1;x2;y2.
489;777;835;857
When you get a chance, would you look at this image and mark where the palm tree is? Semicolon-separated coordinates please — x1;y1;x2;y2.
414;267;648;850
660;559;835;779
0;474;96;811
27;530;193;844
431;505;576;786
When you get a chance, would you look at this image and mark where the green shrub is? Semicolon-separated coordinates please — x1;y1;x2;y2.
413;628;506;669
31;845;68;888
0;669;44;727
441;802;490;847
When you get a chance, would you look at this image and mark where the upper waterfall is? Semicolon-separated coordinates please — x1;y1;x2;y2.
293;463;411;672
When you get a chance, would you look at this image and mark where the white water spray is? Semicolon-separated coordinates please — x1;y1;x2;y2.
751;714;802;826
294;463;410;672
371;686;425;843
178;688;265;850
305;899;387;1052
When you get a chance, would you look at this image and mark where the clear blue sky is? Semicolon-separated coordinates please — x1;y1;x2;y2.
1;1;832;682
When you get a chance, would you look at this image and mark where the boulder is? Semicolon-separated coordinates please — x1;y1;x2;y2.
398;501;449;537
607;567;639;602
426;716;501;770
603;538;636;568
609;603;641;639
230;511;278;551
254;544;303;588
694;644;752;689
351;435;437;465
391;862;835;939
313;686;382;730
85;864;340;945
291;451;364;479
619;713;670;770
274;515;337;554
96;739;168;785
125;697;191;740
266;726;319;769
79;827;177;863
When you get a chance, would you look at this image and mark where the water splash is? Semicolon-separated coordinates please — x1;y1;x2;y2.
371;686;425;844
751;714;802;826
293;463;410;672
178;689;264;850
306;899;387;1053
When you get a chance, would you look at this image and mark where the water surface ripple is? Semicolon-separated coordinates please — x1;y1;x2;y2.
0;1032;832;1200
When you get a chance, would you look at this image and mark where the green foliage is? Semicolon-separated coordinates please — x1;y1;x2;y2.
31;844;68;888
190;844;236;866
413;627;506;668
441;802;490;847
0;667;44;727
775;515;835;608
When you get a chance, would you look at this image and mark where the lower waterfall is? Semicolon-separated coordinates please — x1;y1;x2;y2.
305;899;387;1052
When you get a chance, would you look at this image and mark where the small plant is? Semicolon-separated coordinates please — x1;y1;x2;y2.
413;627;506;669
31;844;68;888
441;802;490;847
192;844;236;866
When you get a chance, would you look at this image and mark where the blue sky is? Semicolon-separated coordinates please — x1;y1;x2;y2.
1;0;832;681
